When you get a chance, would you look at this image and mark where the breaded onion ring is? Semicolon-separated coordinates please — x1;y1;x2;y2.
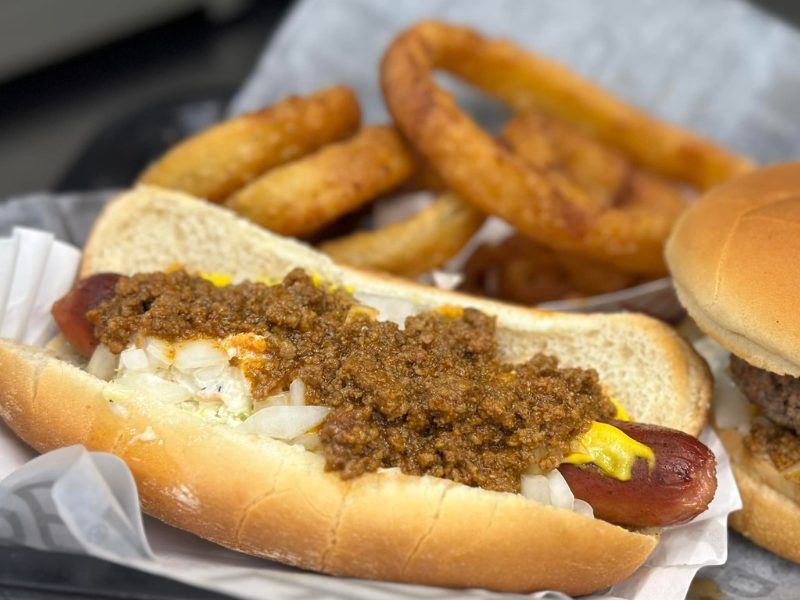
460;234;649;306
501;110;687;219
225;126;416;237
381;22;752;274
433;26;753;190
138;86;360;203
320;192;484;278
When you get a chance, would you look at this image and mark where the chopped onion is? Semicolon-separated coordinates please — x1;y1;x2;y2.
144;338;174;368
573;499;594;518
207;366;252;413
351;292;419;328
291;432;322;452
120;348;149;372
289;379;306;407
239;406;331;440
520;474;551;505
87;345;118;381
520;469;575;511
523;462;544;476
546;469;575;510
117;372;192;404
253;393;290;412
173;340;229;371
194;363;227;384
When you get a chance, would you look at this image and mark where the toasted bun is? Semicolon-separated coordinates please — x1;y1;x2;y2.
0;185;716;594
666;163;800;377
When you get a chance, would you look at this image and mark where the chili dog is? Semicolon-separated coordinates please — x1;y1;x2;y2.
0;186;717;595
52;269;716;528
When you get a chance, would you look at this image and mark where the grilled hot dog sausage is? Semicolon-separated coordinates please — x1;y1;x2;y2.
558;419;717;527
51;273;120;357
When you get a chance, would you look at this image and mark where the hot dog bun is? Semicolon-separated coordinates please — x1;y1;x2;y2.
0;186;713;594
666;162;800;564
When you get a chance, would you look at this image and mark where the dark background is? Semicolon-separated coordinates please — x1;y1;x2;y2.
0;0;798;598
0;0;292;200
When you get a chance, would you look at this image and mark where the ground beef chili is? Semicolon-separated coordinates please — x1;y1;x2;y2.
730;355;800;472
88;268;615;493
745;420;800;472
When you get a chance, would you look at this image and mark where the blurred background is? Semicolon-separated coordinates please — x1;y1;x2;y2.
0;0;795;200
0;0;290;198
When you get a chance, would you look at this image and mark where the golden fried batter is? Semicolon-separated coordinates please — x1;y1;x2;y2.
320;192;484;277
138;86;360;202
226;126;416;236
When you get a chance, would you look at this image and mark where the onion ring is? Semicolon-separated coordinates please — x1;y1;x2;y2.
381;22;752;275
138;86;360;203
460;234;649;306
432;25;753;190
320;192;484;278
501;109;687;219
458;110;689;305
226;126;416;237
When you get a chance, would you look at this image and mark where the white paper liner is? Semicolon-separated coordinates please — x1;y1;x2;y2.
0;228;80;346
0;228;741;600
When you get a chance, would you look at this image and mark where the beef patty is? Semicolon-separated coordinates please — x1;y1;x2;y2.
731;354;800;435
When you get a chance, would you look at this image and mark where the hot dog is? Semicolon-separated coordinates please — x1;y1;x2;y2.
0;186;716;595
559;419;717;527
51;273;120;357
52;270;716;528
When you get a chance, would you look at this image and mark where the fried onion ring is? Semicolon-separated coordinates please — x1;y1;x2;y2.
460;234;650;306
225;126;416;237
433;25;753;190
457;111;687;304
501;109;687;219
381;22;752;275
138;86;360;203
320;192;484;278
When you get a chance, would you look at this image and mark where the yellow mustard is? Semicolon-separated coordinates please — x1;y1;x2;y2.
564;421;655;481
199;272;232;287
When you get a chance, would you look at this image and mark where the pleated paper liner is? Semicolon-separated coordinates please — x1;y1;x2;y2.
0;228;81;346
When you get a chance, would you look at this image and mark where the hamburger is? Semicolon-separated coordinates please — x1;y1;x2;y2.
666;162;800;562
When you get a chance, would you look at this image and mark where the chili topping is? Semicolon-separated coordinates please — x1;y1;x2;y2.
88;269;615;492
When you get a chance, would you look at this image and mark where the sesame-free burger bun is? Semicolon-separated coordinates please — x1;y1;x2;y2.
666;162;800;377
